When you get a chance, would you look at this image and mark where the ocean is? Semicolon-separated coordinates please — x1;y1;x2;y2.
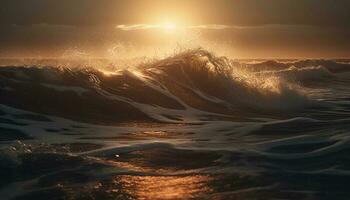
0;49;350;199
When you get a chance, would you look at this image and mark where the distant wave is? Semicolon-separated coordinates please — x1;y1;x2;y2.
256;66;334;83
245;59;350;74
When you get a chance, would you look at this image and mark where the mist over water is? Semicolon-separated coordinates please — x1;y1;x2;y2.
1;49;350;199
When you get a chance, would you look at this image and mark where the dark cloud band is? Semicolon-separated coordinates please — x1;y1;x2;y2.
0;0;349;27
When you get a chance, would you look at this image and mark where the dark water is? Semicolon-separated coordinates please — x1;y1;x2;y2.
1;49;350;199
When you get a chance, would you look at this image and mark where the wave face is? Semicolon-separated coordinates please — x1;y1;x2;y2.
0;49;330;123
1;49;350;199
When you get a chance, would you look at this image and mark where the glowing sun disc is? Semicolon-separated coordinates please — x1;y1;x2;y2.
162;23;176;30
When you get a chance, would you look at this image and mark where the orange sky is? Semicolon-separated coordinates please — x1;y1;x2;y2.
0;0;349;58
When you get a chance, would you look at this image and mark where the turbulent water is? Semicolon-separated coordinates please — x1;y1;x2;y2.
0;49;350;200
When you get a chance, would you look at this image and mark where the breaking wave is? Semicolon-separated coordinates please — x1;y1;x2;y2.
0;49;331;124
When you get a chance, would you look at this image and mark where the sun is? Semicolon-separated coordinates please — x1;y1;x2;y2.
161;23;177;30
164;23;176;30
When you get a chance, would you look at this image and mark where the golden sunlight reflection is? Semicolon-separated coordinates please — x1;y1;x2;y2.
113;175;213;200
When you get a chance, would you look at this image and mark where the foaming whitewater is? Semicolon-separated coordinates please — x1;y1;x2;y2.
0;49;350;199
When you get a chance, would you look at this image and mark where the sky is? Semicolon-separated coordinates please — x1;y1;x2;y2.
0;0;349;58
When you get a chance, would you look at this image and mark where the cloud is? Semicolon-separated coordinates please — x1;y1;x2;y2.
188;25;231;30
1;0;349;28
116;24;167;31
116;24;231;31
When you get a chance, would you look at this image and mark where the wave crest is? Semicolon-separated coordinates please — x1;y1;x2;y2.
0;49;318;124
